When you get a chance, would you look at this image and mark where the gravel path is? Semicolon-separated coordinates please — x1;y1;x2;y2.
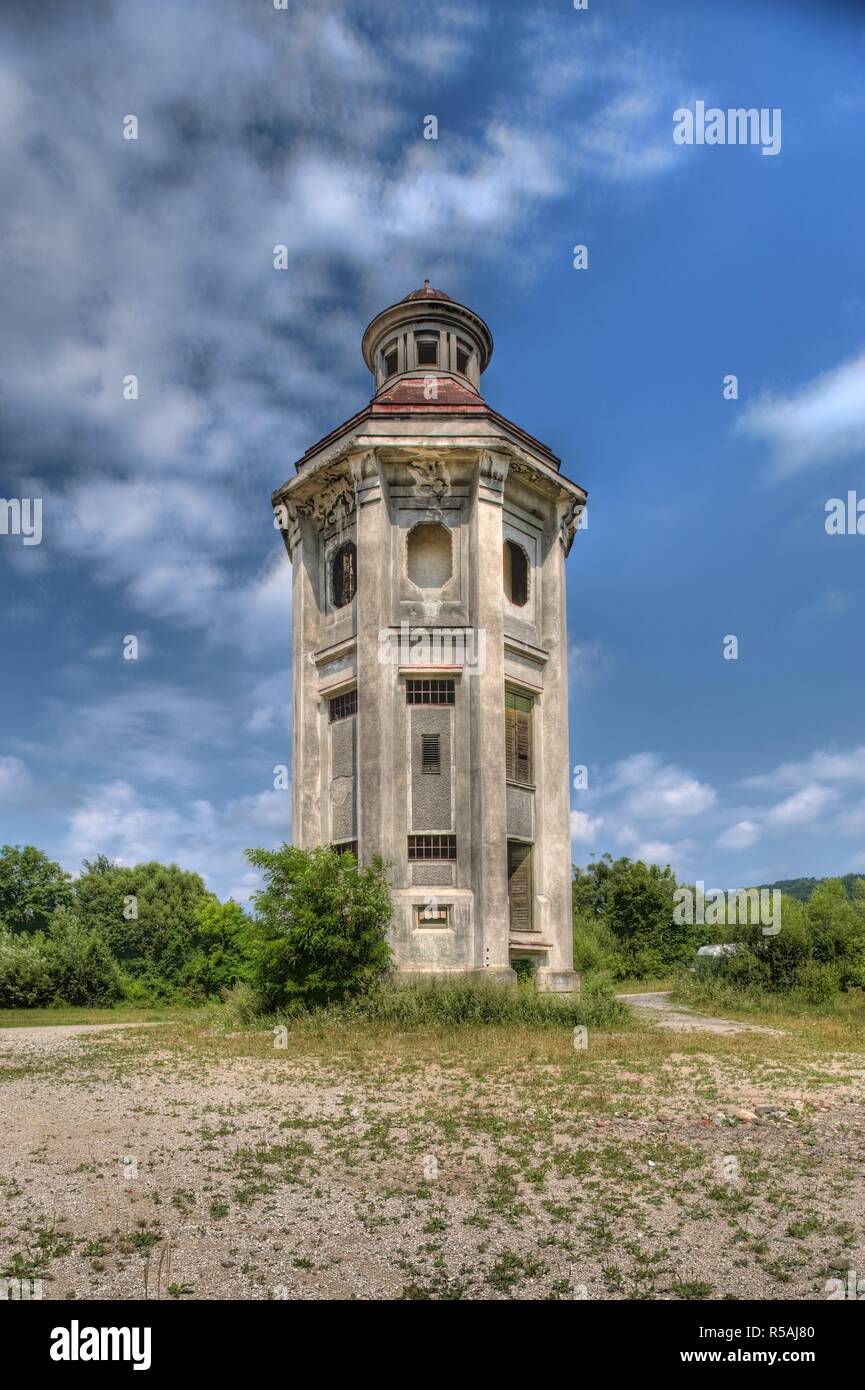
617;991;784;1035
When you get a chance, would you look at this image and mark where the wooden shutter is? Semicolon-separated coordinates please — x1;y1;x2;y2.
508;841;533;931
505;701;516;781
505;691;532;784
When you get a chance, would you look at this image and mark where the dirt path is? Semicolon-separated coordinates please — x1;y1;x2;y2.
617;991;784;1035
1;1017;861;1300
1;1022;161;1042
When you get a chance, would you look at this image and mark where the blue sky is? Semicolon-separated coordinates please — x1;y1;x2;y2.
1;0;864;902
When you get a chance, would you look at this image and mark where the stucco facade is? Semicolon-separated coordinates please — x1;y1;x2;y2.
272;284;586;990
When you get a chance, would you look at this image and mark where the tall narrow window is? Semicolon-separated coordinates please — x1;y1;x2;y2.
505;690;533;785
332;541;356;608
508;841;533;931
421;733;441;775
503;539;529;606
383;341;398;378
456;342;470;375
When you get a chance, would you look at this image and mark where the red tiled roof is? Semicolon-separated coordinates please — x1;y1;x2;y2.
373;374;482;407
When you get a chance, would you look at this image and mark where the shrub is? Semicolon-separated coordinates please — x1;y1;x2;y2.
218;982;261;1027
0;932;57;1007
245;844;393;1009
676;881;865;1008
47;908;124;1006
272;971;627;1032
180;898;254;999
0;909;123;1008
573;855;694;978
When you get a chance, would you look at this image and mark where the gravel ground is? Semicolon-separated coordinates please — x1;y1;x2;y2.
1;1018;863;1301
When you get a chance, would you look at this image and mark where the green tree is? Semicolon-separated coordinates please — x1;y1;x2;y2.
182;898;254;997
0;845;73;935
805;877;865;987
573;854;693;977
245;844;393;1010
47;906;124;1006
74;859;211;990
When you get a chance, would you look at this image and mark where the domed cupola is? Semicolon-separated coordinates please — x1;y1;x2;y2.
361;280;494;396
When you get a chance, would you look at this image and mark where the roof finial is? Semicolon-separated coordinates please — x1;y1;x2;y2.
423;278;430;289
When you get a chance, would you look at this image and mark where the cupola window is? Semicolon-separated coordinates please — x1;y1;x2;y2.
416;336;438;367
383;341;398;379
456;341;471;375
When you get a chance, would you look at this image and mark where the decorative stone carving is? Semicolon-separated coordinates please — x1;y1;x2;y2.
291;470;357;530
557;497;583;555
478;450;509;497
407;456;451;502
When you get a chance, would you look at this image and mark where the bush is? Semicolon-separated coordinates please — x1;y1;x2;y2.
573;855;694;978
266;971;627;1032
0;932;57;1007
0;908;122;1007
47;908;124;1006
245;844;394;1009
180;898;254;999
676;881;865;1011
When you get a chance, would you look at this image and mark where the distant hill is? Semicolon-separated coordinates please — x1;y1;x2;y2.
760;874;864;903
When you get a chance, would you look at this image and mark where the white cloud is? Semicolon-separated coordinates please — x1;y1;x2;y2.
744;744;865;790
61;779;292;902
570;810;604;845
0;755;33;803
717;819;760;850
765;783;837;828
569;639;616;688
737;351;865;478
607;752;716;824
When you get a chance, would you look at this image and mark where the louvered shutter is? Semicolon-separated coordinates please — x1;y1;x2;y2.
505;702;516;781
508;842;533;931
515;706;531;783
421;733;440;774
505;691;532;784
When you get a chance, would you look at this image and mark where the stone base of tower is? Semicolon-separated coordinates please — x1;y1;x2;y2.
536;967;582;995
391;965;518;988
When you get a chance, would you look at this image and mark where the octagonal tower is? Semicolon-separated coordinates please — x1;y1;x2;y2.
273;283;586;990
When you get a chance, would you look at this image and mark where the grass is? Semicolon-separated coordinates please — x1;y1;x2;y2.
672;974;865;1042
0;1003;185;1029
273;973;629;1031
